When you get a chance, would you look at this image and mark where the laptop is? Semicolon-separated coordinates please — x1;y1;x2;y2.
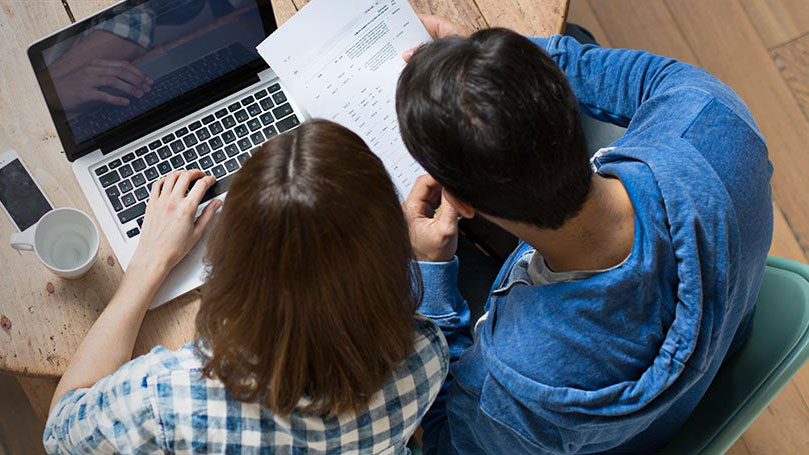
28;0;305;308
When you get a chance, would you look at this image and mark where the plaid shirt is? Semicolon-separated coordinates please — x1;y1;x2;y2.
88;6;156;49
44;318;448;454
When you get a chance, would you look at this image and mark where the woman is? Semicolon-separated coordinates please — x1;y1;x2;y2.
44;120;449;454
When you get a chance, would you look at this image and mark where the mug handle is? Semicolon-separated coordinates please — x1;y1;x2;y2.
10;228;35;251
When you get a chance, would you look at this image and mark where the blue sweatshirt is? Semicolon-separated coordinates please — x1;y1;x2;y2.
416;35;773;454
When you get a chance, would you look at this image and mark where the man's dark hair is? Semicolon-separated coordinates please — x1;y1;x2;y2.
396;28;590;229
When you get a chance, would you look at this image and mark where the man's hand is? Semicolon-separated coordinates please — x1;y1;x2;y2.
403;14;473;61
404;175;460;262
127;170;220;284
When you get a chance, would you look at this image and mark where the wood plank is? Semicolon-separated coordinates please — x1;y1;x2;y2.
727;437;754;455
66;0;299;25
739;380;809;454
16;376;58;424
589;0;698;65
665;0;809;261
771;33;809;124
739;0;809;49
474;0;568;36
0;374;46;455
567;0;612;47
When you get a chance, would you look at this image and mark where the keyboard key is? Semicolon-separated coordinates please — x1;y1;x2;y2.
272;103;293;120
235;125;249;138
224;158;239;173
135;187;149;201
259;97;274;111
183;134;198;147
108;159;122;169
209;121;224;135
110;196;122;212
215;108;228;118
196;143;211;155
276;114;300;132
247;119;260;132
225;144;240;157
228;102;241;112
238;138;252;151
119;164;134;178
222;130;236;144
148;140;162;150
119;179;133;194
118;202;145;223
200;172;233;203
121;192;136;207
210;136;224;150
122;152;135;162
237;153;250;166
186;162;200;170
255;89;268;99
241;95;255;106
145;152;159;166
199;156;214;169
202;114;215;124
126;227;140;238
250;131;265;145
263;125;277;138
132;173;146;187
94;165;108;176
222;115;236;128
268;83;281;93
170;155;185;169
170;140;185;153
234;109;249;123
212;150;226;163
105;185;120;199
137;217;144;227
175;126;189;137
212;164;226;178
196;127;211;141
189;120;202;131
162;133;175;143
135;146;149;156
272;91;287;104
260;112;273;126
246;103;261;117
144;167;159;181
183;149;198;162
157;146;172;160
132;158;146;172
157;161;171;175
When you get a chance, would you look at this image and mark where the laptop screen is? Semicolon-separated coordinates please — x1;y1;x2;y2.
29;0;277;161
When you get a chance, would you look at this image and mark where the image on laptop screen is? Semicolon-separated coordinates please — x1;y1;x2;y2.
39;0;268;145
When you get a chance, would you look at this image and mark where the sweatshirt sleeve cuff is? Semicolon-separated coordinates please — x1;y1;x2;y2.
416;257;467;317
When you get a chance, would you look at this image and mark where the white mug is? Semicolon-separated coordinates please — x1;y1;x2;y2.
10;208;99;279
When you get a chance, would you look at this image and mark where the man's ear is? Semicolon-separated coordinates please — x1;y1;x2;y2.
443;190;475;218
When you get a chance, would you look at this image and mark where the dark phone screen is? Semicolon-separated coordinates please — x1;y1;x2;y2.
0;159;53;231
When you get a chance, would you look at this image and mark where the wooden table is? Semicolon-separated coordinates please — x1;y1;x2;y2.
0;0;567;421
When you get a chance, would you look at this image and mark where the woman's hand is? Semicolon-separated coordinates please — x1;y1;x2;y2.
403;14;473;61
127;170;221;284
404;175;460;262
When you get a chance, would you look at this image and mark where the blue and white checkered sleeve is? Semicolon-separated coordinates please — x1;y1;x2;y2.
89;7;155;49
43;353;165;455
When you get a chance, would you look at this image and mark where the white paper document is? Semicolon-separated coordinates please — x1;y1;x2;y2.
257;0;431;197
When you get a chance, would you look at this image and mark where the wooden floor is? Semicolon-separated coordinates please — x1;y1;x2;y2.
3;0;809;453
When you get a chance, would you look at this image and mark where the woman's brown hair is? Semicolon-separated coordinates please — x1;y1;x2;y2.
195;119;421;416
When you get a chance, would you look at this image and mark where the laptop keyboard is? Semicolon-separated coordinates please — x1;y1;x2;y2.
93;83;300;239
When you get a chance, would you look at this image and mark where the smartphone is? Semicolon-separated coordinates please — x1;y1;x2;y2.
0;150;53;232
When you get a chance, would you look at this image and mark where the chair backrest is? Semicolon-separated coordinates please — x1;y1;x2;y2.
659;257;809;454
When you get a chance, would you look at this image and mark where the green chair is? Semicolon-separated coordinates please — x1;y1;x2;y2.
659;257;809;454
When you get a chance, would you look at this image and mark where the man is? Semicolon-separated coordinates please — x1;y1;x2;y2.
401;15;773;454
